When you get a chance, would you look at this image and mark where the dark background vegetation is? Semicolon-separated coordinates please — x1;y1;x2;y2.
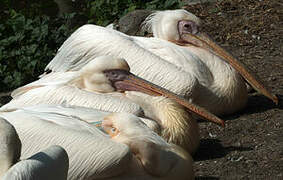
0;0;184;92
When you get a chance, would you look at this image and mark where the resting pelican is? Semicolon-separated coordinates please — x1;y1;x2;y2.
43;9;277;115
0;107;193;179
4;90;200;154
2;56;221;153
3;56;145;115
101;112;194;179
0;117;69;180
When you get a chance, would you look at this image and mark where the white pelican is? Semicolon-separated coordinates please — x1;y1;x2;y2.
3;56;145;115
5;90;200;154
43;9;277;115
2;56;221;153
101;112;194;179
0;107;193;179
0;117;69;180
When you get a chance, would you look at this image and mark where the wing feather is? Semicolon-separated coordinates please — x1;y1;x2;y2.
20;104;111;124
20;104;161;134
2;85;143;115
2;146;69;180
11;72;78;98
45;25;198;97
0;110;132;179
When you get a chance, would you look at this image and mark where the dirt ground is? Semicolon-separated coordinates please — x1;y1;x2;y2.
0;0;282;179
184;0;283;179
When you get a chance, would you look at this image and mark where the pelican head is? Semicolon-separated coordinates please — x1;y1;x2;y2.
78;56;130;93
73;55;225;127
102;112;168;146
144;9;278;105
101;112;194;178
0;117;21;177
125;91;199;154
144;9;201;42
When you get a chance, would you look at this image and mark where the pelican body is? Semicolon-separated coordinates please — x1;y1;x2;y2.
0;106;194;180
2;56;225;154
0;117;69;180
43;9;277;115
102;112;194;180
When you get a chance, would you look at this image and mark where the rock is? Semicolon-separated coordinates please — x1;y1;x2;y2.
112;1;219;36
118;10;153;36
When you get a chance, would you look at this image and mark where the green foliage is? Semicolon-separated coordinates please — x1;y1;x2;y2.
0;10;75;91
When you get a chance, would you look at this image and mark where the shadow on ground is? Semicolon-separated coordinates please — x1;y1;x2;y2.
242;94;283;114
198;94;283;123
194;139;253;161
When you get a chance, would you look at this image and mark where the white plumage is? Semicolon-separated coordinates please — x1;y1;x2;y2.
0;105;194;180
45;24;199;98
0;117;69;180
3;55;228;153
0;108;134;179
4;83;143;115
43;9;277;115
2;57;143;115
102;112;194;179
2;146;69;180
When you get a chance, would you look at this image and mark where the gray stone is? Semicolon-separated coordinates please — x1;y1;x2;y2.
118;10;153;36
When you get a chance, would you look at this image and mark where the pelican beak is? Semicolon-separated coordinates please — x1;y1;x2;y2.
180;32;278;105
110;71;225;127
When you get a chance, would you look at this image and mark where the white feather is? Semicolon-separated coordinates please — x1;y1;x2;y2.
0;110;132;180
44;21;247;114
0;106;194;180
2;146;69;180
11;72;78;98
2;85;143;115
143;9;201;41
45;24;199;98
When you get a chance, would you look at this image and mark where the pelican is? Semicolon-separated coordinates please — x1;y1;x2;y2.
101;112;194;179
3;56;146;115
0;107;193;179
4;90;200;154
43;9;277;115
2;56;222;153
0;117;69;180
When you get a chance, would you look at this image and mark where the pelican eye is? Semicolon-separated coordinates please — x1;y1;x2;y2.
110;71;118;77
184;24;191;28
178;20;198;35
111;127;117;133
103;69;130;82
108;127;119;138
